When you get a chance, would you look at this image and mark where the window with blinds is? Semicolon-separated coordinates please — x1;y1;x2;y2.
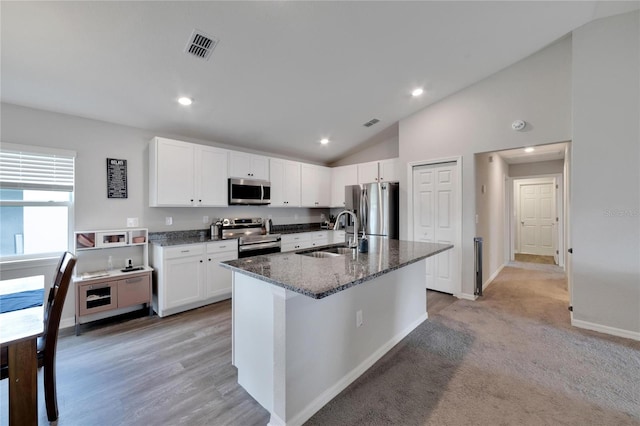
0;144;76;259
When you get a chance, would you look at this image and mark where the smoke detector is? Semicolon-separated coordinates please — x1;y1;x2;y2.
185;29;218;61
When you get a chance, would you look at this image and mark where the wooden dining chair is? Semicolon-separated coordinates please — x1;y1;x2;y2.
0;251;77;421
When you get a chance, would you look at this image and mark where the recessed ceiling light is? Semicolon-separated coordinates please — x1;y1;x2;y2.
320;138;330;145
411;88;424;97
524;147;535;153
178;97;193;106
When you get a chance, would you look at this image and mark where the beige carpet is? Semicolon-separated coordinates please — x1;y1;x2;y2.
306;263;640;425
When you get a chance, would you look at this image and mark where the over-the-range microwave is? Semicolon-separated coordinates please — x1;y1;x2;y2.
228;178;271;205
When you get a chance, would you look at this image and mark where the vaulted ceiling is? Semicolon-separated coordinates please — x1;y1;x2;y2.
1;1;636;164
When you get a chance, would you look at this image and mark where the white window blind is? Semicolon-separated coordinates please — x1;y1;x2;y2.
0;145;75;191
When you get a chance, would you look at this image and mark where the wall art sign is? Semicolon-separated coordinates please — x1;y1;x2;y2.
107;158;128;198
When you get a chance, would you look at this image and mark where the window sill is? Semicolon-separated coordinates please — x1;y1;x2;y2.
0;256;60;271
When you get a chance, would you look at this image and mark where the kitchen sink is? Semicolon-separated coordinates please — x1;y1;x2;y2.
300;251;342;258
320;247;355;255
296;245;356;258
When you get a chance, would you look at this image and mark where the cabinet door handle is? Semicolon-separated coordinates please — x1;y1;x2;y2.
181;250;190;253
219;245;227;249
200;260;203;263
208;258;212;261
125;277;143;284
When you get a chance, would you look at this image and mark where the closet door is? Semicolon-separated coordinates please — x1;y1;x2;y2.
412;162;458;294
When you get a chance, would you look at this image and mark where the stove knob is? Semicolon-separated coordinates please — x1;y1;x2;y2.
222;218;230;226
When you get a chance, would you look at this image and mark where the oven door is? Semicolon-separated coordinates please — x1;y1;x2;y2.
238;241;281;258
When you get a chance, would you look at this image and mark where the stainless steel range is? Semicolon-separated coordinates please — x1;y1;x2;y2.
220;217;281;258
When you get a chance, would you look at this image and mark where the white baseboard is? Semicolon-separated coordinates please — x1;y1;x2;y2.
285;313;428;426
483;264;505;291
572;318;640;341
457;293;477;301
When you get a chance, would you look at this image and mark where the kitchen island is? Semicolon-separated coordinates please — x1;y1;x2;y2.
221;237;452;426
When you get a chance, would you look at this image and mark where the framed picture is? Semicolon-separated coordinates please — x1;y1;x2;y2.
107;158;128;198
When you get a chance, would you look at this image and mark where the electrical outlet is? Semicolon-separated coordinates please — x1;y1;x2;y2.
203;215;209;224
165;217;173;226
126;217;139;227
356;310;363;328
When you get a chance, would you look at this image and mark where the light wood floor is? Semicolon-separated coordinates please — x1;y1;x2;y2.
1;290;455;426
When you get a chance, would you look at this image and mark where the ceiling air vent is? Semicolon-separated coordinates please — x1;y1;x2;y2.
185;29;218;61
363;118;380;128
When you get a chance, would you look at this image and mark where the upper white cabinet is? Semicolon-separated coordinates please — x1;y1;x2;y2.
270;158;301;207
149;137;228;207
229;151;269;180
330;165;358;208
357;158;401;184
300;164;331;207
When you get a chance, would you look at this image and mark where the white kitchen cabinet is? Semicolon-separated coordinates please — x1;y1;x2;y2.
281;233;313;252
204;241;238;299
156;244;205;316
357;158;401;184
330;164;358;208
150;239;238;317
300;164;331;207
378;158;401;182
197;145;229;206
229;151;269;180
330;230;346;244
310;231;329;247
149;137;228;207
270;158;301;207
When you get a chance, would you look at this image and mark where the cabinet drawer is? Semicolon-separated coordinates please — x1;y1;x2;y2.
117;274;151;307
163;244;205;259
281;233;311;245
310;231;328;240
207;240;238;254
78;282;118;316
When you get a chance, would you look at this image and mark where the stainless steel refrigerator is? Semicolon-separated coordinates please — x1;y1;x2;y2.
344;182;399;239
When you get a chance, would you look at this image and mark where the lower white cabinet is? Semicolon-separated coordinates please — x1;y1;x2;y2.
330;230;346;244
281;230;343;252
310;231;329;247
151;240;238;317
281;233;312;252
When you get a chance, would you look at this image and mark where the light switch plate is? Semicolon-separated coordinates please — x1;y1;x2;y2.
127;217;139;227
165;217;173;226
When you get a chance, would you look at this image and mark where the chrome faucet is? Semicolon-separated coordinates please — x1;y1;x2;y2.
333;210;359;248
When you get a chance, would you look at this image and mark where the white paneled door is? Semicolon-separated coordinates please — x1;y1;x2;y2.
412;162;459;294
517;179;556;256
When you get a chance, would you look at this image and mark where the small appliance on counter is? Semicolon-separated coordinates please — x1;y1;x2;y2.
211;219;223;240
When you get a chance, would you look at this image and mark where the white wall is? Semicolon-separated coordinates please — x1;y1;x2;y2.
329;123;399;167
571;11;640;336
475;152;509;287
509;159;564;178
399;36;572;297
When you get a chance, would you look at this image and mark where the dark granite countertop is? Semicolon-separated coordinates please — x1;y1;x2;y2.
149;230;233;247
149;225;334;247
220;237;452;299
